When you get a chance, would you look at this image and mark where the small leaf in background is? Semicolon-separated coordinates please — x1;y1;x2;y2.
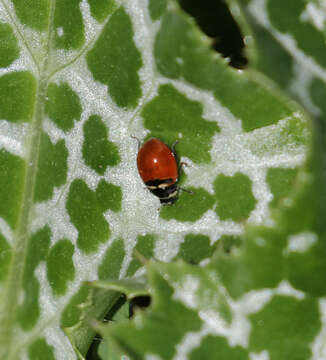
101;262;232;358
215;225;286;299
89;277;148;300
102;263;203;359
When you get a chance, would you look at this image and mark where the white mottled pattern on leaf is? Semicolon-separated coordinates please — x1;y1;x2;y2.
249;0;326;82
0;0;311;359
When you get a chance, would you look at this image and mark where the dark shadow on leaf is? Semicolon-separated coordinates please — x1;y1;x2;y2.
178;0;248;68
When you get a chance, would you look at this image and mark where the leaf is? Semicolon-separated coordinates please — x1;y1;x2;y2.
89;277;148;300
98;1;326;359
230;0;326;295
102;238;322;359
0;0;310;359
100;262;242;360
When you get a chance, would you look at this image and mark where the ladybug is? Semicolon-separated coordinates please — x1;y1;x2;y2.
135;138;179;204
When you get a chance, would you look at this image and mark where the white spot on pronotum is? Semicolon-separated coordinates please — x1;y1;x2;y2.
56;27;64;37
158;182;170;189
286;232;318;253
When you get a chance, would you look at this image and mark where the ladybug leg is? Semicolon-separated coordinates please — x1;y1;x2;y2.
179;162;191;178
172;141;190;168
179;161;190;169
131;135;141;150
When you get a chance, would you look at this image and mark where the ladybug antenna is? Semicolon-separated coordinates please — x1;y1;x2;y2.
179;187;194;194
131;135;141;150
171;140;179;153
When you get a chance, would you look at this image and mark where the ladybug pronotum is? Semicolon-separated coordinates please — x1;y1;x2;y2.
136;138;179;204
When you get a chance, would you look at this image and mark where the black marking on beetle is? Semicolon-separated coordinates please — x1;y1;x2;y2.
146;178;174;187
145;179;178;204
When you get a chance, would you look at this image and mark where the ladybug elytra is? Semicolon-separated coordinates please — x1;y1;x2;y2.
136;138;179;204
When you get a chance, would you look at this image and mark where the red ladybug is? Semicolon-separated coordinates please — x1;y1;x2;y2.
136;138;179;204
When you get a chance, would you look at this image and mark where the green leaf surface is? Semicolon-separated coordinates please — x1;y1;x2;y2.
53;0;84;50
174;233;217;264
12;0;50;30
46;239;75;296
82;115;120;175
86;7;142;108
190;335;249;360
0;0;314;359
0;22;19;67
101;262;234;359
0;71;36;123
101;263;204;359
249;295;320;360
45;82;82;132
87;0;117;23
28;338;55;360
99;0;326;359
